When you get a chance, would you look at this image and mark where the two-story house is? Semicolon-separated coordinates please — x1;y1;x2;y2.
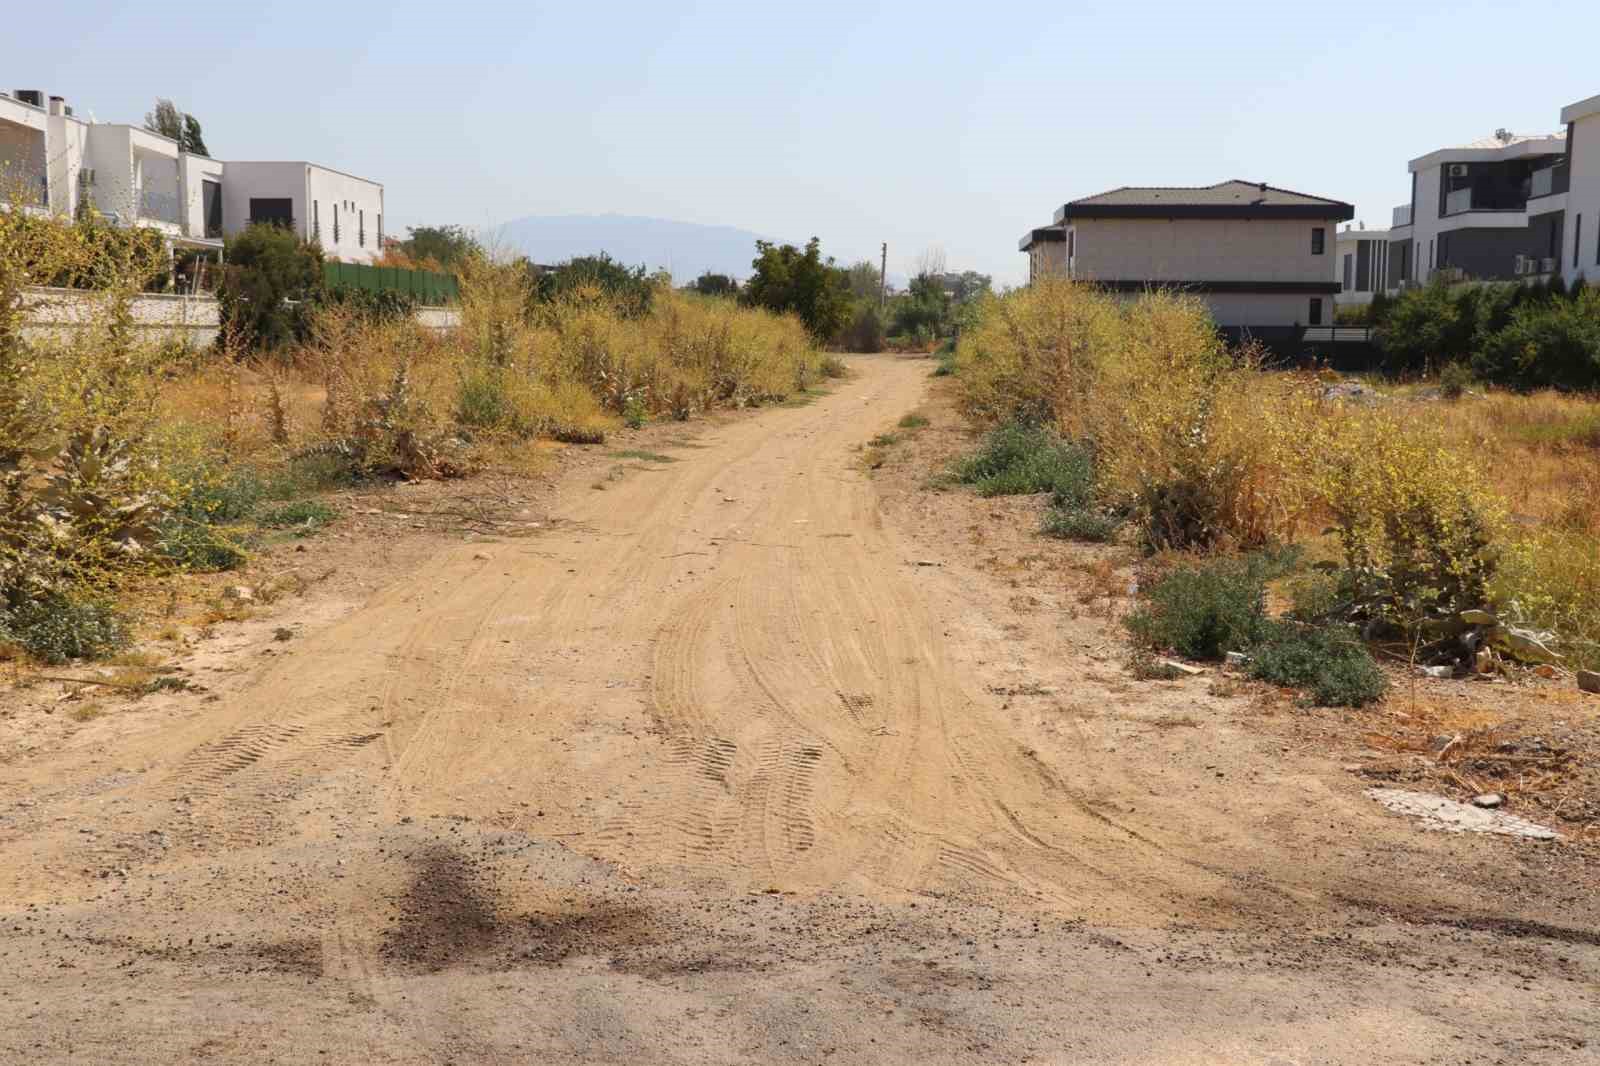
1020;180;1354;342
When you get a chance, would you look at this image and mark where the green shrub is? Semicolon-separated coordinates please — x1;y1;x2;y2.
0;593;128;664
1473;289;1600;392
256;499;336;534
1125;559;1269;660
837;305;885;353
174;467;266;525
219;223;324;351
1041;505;1119;542
898;412;929;430
1439;361;1474;400
819;354;849;378
953;421;1095;504
1248;622;1387;707
158;520;247;571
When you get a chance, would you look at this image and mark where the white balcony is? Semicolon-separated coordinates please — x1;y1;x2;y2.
1445;187;1473;215
1391;203;1411;228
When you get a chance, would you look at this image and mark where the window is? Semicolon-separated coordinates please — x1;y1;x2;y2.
247;197;293;228
333;204;340;243
202;179;222;239
377;213;383;247
1428;239;1434;269
1067;230;1074;258
1311;227;1325;255
359;209;365;248
1342;253;1352;290
1309;297;1323;325
312;200;320;241
1576;214;1583;269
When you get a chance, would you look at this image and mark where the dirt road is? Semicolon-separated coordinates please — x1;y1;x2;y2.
2;355;1596;1064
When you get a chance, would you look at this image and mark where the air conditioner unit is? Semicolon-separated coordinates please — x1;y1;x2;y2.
1540;257;1558;273
1513;255;1530;276
1448;163;1469;177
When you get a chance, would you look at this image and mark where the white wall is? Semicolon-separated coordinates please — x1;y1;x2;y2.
45;113;88;217
1566;113;1600;284
1411;163;1441;283
1205;292;1325;328
0;100;48;207
305;165;384;264
220;161;307;240
179;152;224;239
85;124;132;217
1072;217;1336;284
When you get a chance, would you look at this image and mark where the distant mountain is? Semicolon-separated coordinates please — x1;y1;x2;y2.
490;214;779;283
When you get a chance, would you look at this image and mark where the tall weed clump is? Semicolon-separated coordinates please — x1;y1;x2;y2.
954;281;1316;550
1309;409;1502;633
0;202;182;659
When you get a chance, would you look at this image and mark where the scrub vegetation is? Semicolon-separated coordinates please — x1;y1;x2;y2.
0;209;819;666
944;276;1600;706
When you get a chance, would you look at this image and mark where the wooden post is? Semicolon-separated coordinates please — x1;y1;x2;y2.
879;242;887;310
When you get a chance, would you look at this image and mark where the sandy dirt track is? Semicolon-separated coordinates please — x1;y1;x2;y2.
1;354;1596;1064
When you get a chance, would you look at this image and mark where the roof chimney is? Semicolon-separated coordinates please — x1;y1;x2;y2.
1258;181;1268;194
1495;127;1513;144
48;95;65;116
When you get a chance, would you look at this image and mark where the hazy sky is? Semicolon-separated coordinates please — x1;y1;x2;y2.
13;1;1600;284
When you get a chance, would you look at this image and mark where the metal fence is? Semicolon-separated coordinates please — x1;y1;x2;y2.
323;262;460;306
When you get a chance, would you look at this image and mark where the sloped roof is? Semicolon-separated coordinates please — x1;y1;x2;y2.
1054;181;1354;222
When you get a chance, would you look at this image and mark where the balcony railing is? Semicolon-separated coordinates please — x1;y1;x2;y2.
1445;187;1473;215
1391;204;1411;228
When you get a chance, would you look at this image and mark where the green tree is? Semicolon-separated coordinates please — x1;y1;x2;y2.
891;272;954;339
396;225;482;270
532;253;655;317
844;260;882;301
218;224;324;350
741;238;850;341
143;99;208;155
690;271;738;298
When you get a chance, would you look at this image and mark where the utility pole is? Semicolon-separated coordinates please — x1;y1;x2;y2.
879;242;887;310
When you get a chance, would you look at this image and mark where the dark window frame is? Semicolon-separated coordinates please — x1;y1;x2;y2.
1576;213;1583;269
1311;227;1325;255
1309;297;1323;325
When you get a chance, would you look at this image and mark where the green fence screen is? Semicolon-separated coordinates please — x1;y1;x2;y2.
323;262;460;305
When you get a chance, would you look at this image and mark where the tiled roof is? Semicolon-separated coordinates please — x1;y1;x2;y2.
1069;180;1345;209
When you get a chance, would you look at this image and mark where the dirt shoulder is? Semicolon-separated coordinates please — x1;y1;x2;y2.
1;355;1596;1065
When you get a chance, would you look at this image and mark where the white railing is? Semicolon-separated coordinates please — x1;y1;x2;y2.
1445;187;1473;215
1391;203;1412;228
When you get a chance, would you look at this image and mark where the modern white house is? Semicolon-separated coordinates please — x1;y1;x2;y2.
223;162;384;262
1019;180;1354;341
0;88;384;266
1333;223;1391;307
1383;128;1569;290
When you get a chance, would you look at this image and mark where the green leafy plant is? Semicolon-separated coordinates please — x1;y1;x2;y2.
1124;559;1269;661
953;421;1095;503
0;592;128;664
1248;622;1387;707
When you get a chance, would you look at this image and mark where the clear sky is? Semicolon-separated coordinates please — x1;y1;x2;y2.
12;0;1600;284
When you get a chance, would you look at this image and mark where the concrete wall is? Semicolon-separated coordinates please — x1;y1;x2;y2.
22;288;458;345
1071;217;1335;284
20;287;220;347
